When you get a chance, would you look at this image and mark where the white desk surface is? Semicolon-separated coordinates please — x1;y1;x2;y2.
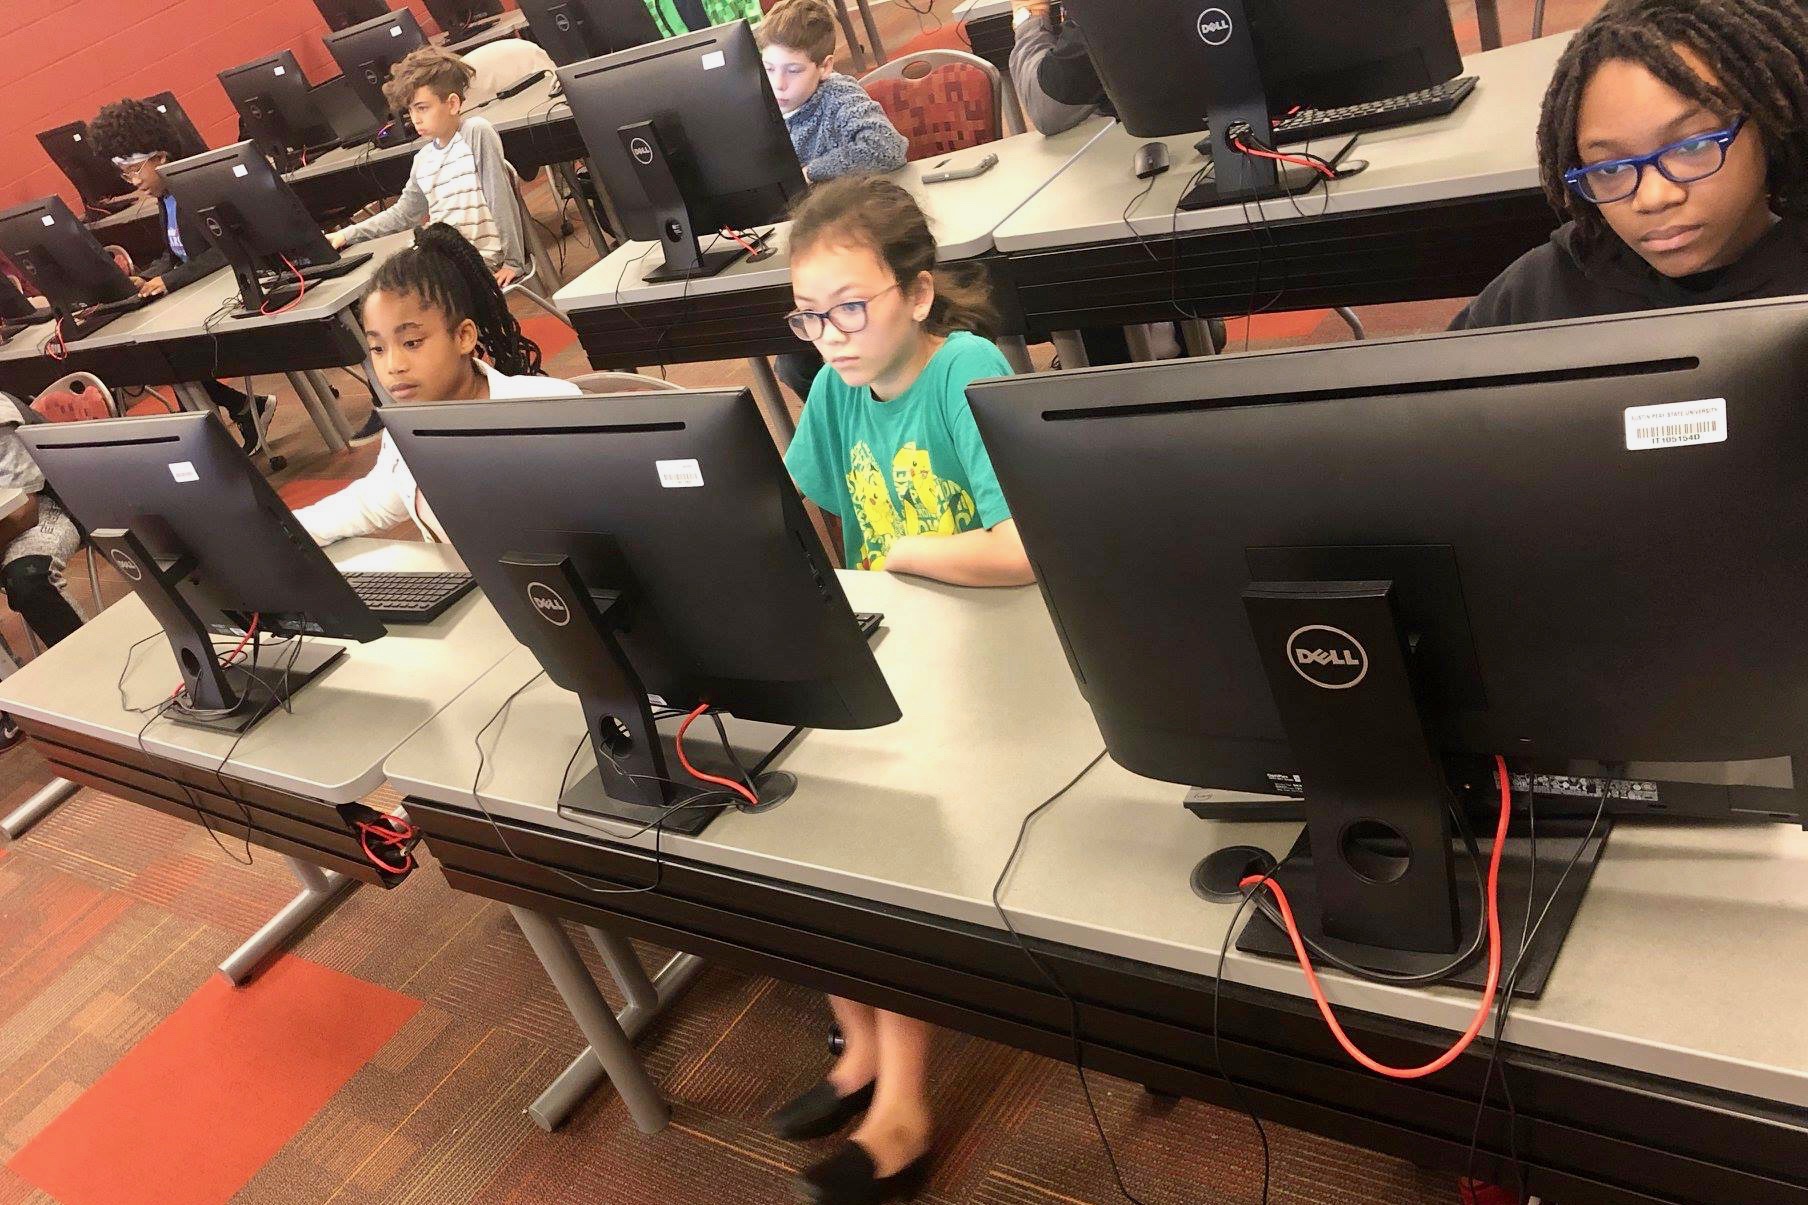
55;231;415;356
385;567;1808;1110
0;322;57;368
290;75;569;188
89;198;158;232
953;0;1011;18
0;539;517;804
993;34;1568;254
554;118;1115;310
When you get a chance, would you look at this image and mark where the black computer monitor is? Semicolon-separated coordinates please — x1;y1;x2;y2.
1062;0;1462;202
0;257;48;329
519;0;659;65
969;296;1808;988
424;0;505;40
19;411;384;731
160;141;372;318
381;388;900;834
35;122;128;217
325;8;430;128
140;92;209;160
314;0;390;31
558;20;804;281
0;195;138;336
218;50;339;171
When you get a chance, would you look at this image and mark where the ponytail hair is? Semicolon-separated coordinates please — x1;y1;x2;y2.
788;176;998;339
363;222;543;375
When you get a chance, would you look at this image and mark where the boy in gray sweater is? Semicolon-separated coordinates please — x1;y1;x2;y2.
759;0;908;182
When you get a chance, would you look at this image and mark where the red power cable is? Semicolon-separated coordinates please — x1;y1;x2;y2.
718;227;762;256
1239;753;1511;1080
1230;134;1338;180
259;254;309;316
675;702;760;808
47;317;68;361
356;814;418;873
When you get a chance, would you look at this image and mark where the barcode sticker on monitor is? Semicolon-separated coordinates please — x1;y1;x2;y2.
40;216;54;227
168;462;198;483
157;105;167;113
72;133;82;142
701;51;726;70
232;164;249;178
273;65;286;76
1624;398;1726;451
657;459;704;488
390;24;403;35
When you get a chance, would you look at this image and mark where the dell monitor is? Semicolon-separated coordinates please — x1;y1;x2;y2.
325;8;430;131
0;196;142;337
141;92;209;160
519;0;660;66
218;51;339;171
558;20;805;281
35;122;128;217
314;0;390;31
160;141;371;318
20;411;385;731
381;388;900;834
423;0;505;41
1062;0;1462;203
969;295;1808;990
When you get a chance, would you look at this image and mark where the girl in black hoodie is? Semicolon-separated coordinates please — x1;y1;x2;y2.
1454;0;1808;329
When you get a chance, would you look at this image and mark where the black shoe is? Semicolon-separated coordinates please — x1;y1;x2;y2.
796;1142;930;1205
769;1080;875;1142
348;408;384;447
236;394;275;456
0;714;22;752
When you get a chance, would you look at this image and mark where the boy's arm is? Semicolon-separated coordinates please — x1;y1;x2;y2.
336;166;429;247
885;520;1034;587
804;88;910;180
1009;10;1099;136
467;120;530;275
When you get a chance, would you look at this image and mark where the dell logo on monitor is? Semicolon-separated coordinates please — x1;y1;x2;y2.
108;549;143;581
554;11;571;30
1197;7;1233;44
629;137;655;165
204;216;225;239
526;582;571;626
1286;625;1368;689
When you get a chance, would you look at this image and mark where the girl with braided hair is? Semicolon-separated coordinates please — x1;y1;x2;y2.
1453;0;1808;329
296;224;578;545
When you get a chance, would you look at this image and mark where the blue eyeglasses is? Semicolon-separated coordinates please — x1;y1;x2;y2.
1563;116;1747;204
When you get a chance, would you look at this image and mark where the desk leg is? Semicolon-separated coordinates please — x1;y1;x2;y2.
997;336;1033;374
2;777;80;841
218;857;356;985
172;382;209;412
1179;319;1221;357
286;372;347;453
510;906;676;1133
1051;331;1091;369
852;0;886;67
557;162;612;257
305;371;358;444
746;357;798;451
830;0;869;71
1476;0;1503;50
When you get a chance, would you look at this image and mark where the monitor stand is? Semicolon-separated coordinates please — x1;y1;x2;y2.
1225;579;1611;998
91;528;345;735
198;203;370;318
618;120;746;283
497;553;796;836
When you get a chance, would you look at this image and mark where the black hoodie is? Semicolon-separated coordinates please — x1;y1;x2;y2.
1450;216;1808;330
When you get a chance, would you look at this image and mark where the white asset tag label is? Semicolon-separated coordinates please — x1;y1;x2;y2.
656;459;704;488
1624;398;1727;450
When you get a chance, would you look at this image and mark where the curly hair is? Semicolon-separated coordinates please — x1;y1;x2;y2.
381;45;475;113
756;0;839;63
364;223;543;375
789;175;998;339
88;98;182;163
1537;0;1808;255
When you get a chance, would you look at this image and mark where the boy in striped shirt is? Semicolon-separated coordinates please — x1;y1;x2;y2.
328;47;527;289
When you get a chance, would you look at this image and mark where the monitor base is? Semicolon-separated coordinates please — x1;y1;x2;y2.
643;243;745;284
163;641;346;735
1232;816;1612;999
561;767;797;837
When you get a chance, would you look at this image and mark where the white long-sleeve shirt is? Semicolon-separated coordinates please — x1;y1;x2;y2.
296;361;581;545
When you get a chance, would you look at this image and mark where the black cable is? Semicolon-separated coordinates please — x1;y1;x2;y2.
988;751;1163;1205
705;709;758;798
1210;856;1287;1205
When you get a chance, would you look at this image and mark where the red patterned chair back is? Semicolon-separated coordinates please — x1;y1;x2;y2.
861;52;1003;162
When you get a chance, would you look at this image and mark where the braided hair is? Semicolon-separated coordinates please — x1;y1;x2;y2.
363;223;543;375
1537;0;1808;256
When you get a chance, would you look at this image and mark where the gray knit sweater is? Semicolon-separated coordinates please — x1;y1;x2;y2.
783;74;910;181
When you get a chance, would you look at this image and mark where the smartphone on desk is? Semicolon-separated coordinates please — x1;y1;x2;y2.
922;153;999;184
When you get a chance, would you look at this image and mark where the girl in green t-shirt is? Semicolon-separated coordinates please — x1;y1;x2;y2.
770;177;1032;1205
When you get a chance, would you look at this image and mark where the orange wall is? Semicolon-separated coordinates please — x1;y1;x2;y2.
0;0;466;211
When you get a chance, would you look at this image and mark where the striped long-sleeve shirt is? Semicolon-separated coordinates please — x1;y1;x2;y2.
340;116;525;273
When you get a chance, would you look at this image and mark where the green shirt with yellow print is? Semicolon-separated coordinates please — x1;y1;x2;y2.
785;331;1016;571
641;0;764;37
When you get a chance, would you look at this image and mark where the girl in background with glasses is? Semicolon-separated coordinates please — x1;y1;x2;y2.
1453;0;1808;330
782;176;1032;593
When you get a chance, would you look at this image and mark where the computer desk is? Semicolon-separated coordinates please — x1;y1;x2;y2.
0;539;519;985
0;323;68;401
87;197;164;273
439;9;530;53
42;230;418;453
991;34;1569;351
387;569;1808;1204
550;117;1116;442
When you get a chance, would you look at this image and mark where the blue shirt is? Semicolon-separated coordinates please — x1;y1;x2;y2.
160;195;188;263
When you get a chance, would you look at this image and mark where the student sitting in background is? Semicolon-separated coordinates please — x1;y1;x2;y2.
772;175;1028;1205
86;100;274;453
297;224;578;546
328;47;530;291
0;396;83;649
642;0;763;35
1453;0;1808;329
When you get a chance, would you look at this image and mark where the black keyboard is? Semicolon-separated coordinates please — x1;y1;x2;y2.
86;294;155;318
1272;75;1478;142
346;570;477;623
